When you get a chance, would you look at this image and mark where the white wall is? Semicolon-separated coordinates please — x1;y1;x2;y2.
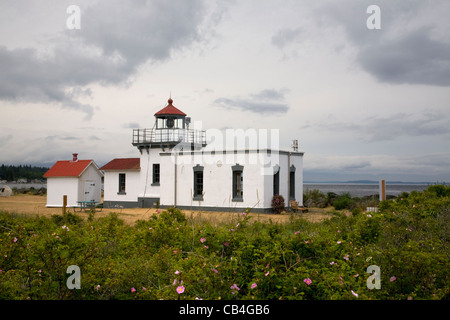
138;148;162;199
291;153;304;206
276;152;303;207
245;151;304;209
103;170;140;203
159;153;175;206
174;161;265;210
104;146;304;210
46;177;79;207
158;150;303;210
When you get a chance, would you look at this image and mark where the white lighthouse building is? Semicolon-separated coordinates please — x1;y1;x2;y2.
101;97;304;212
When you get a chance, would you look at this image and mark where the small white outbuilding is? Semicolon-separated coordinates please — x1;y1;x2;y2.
43;153;103;207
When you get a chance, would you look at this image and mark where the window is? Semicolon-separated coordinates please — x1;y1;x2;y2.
118;173;126;194
152;164;160;185
290;165;296;200
232;164;244;202
273;165;280;196
193;165;204;201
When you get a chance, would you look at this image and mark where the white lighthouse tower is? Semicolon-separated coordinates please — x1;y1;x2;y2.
131;97;206;207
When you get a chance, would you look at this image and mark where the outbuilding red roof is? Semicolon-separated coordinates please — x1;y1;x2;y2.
154;98;186;116
99;158;140;171
43;160;95;177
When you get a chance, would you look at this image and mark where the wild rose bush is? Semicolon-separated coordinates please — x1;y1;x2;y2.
0;186;449;300
271;194;285;214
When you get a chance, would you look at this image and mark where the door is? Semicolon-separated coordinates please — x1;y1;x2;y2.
84;181;96;202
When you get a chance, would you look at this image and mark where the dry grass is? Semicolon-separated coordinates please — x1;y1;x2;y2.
0;194;333;225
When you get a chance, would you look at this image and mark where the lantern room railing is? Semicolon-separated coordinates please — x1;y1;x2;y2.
132;128;206;147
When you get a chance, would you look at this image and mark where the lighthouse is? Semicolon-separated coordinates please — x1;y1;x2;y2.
102;95;304;211
132;97;206;152
129;97;206;207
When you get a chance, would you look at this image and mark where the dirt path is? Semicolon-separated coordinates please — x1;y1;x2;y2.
0;194;332;225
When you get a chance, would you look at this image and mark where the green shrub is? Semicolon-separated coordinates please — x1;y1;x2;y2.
326;192;338;205
304;189;328;208
51;212;83;226
426;184;450;197
0;186;448;300
351;207;362;216
333;193;355;210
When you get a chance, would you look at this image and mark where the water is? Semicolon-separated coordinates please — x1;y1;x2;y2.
4;183;47;190
304;183;431;198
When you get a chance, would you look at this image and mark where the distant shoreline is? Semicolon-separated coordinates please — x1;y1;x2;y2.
3;182;47;189
304;181;447;185
304;183;434;198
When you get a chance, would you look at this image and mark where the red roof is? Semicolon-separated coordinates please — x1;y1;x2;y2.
43;160;95;177
154;98;186;116
99;158;140;171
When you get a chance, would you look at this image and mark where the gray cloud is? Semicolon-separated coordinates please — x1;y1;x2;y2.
214;89;289;115
122;122;141;129
77;0;205;65
0;134;13;147
0;0;210;119
316;0;450;87
45;135;81;142
0;42;123;119
304;150;450;182
89;135;101;141
271;27;303;49
65;87;93;99
309;110;450;142
357;27;450;86
342;161;371;170
251;88;289;101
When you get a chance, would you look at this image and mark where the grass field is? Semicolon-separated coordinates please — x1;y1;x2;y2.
0;194;333;225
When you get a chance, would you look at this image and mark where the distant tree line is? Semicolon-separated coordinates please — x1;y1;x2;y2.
0;164;49;182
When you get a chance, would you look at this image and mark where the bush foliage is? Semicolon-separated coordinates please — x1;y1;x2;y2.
304;189;379;211
0;186;449;300
271;194;285;214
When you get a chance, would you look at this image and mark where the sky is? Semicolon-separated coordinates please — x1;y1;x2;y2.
0;0;449;182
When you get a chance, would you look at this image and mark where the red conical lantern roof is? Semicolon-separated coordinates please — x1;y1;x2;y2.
154;98;186;116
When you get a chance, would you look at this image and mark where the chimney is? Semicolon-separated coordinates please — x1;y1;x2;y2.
292;139;298;152
72;153;78;162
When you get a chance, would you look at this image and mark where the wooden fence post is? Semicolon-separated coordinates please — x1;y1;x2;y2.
379;180;386;201
63;195;67;215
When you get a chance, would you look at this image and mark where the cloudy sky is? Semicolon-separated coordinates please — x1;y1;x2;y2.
0;0;449;182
